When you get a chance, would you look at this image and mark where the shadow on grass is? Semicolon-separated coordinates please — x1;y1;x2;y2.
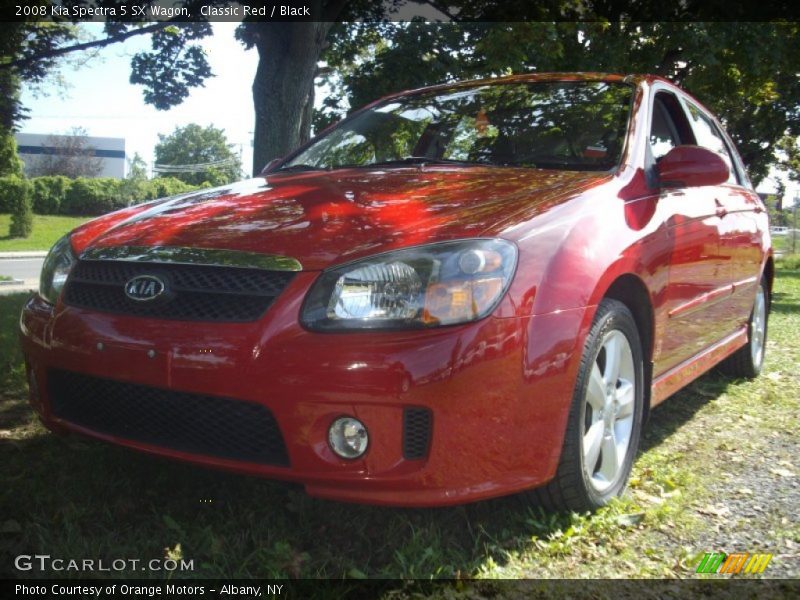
0;393;573;580
640;370;733;453
772;291;800;315
0;365;743;581
0;293;28;393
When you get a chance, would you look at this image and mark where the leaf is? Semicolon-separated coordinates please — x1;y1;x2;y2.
164;543;183;561
163;515;182;532
697;504;732;517
347;567;367;579
616;512;645;527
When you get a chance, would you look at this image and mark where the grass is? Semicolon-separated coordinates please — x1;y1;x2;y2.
0;263;798;584
0;214;89;252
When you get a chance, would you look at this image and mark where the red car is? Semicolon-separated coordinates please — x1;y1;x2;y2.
21;73;771;509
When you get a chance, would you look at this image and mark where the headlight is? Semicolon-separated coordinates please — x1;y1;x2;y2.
39;235;76;304
301;239;517;331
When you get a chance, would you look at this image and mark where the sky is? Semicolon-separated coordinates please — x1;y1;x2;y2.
20;23;259;175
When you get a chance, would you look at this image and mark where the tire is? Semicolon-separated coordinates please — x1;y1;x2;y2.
532;298;644;512
719;277;768;379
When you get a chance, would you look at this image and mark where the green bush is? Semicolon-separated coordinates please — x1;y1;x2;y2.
147;177;197;200
0;175;29;213
31;175;72;214
5;176;34;238
58;176;198;216
61;177;126;215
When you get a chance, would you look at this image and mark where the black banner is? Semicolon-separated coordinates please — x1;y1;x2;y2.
3;578;800;600
2;0;800;23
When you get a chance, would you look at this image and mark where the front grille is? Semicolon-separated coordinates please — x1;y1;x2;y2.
402;407;432;460
64;260;295;322
48;370;289;467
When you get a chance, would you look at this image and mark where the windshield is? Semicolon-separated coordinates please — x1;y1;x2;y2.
284;80;632;172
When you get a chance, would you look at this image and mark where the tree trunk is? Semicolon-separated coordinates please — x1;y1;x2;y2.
250;22;331;175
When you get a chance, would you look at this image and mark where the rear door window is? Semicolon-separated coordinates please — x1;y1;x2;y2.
684;101;741;185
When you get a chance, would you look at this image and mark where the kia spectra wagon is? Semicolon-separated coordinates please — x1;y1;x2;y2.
21;73;772;509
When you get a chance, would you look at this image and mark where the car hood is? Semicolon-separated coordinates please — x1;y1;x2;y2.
72;167;605;271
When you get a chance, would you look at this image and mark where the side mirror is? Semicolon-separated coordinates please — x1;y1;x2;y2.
656;145;729;188
259;158;283;175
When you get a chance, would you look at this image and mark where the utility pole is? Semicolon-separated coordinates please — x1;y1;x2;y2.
793;195;799;255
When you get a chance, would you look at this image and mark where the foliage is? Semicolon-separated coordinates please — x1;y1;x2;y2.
60;177;120;216
31;175;71;214
145;176;198;199
126;152;149;181
59;176;196;216
28;126;103;178
2;8;799;183
0;21;79;129
154;123;242;186
0;175;25;213
0;127;23;177
778;136;800;185
319;22;800;186
129;23;213;110
3;175;34;237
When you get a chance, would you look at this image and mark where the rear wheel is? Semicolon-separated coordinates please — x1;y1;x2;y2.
719;277;768;379
532;299;644;512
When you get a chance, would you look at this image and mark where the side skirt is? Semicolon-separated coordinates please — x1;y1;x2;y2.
651;327;747;407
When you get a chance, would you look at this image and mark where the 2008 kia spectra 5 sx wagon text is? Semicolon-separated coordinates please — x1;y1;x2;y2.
20;74;772;509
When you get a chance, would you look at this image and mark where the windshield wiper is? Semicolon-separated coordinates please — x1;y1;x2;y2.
276;163;322;172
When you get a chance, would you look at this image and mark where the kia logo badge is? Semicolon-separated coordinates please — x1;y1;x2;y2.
124;275;166;302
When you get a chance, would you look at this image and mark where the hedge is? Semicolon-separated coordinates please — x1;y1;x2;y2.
31;175;72;214
3;176;34;237
8;176;199;216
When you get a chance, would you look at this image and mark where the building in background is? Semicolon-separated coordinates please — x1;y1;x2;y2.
15;132;126;178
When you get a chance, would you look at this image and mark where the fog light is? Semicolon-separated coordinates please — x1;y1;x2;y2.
328;417;369;459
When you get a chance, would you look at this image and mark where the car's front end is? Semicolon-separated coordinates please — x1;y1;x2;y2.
22;232;589;505
20;74;635;506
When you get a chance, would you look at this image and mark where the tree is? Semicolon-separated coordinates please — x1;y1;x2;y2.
318;21;800;187
126;152;149;181
2;3;799;183
0;2;391;174
0;128;23;177
154;123;242;186
29;127;104;178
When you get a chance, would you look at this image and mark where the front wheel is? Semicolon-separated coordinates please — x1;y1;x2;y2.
532;298;644;512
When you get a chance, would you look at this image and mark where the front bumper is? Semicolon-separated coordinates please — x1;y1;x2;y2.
19;272;588;506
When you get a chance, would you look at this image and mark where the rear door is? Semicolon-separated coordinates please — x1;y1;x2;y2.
681;99;765;336
649;90;732;373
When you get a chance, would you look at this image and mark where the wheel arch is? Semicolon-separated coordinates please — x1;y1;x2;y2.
596;273;655;423
763;255;775;310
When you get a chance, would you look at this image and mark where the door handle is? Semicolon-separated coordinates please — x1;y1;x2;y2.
714;198;728;217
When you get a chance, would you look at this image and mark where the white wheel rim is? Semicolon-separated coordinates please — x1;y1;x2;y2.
750;286;766;368
583;329;636;493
